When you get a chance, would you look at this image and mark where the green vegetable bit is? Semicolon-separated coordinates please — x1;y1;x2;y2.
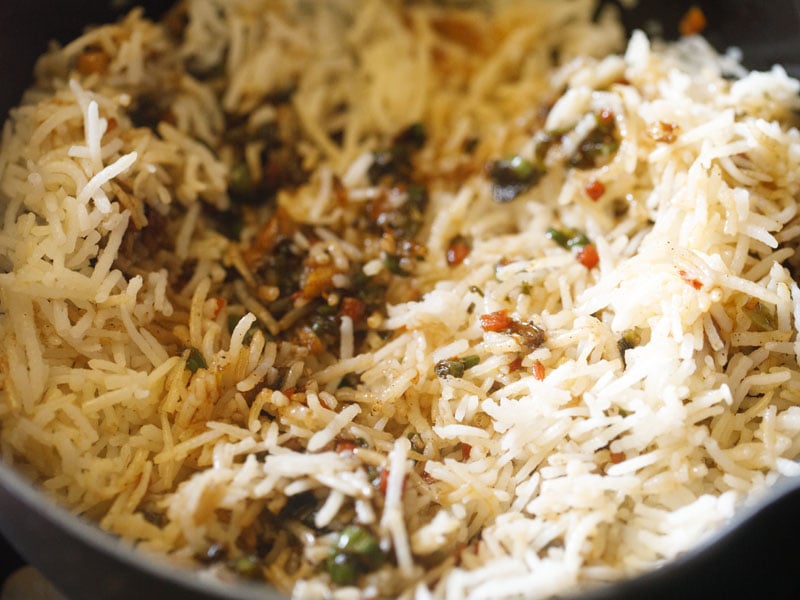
326;552;359;585
230;555;261;579
434;355;480;378
384;254;411;276
487;155;545;203
335;525;382;559
743;299;775;331
617;329;641;368
325;525;385;586
545;227;590;249
185;347;207;372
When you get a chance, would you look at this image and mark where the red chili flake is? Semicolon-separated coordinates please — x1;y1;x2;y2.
282;387;296;397
480;310;512;332
379;468;389;494
576;244;599;269
610;451;625;464
584;179;605;201
679;6;707;37
597;108;615;125
533;360;545;381
340;297;366;323
335;439;357;454
106;117;117;133
508;356;524;372
446;237;471;266
461;443;472;461
678;269;702;290
211;297;226;319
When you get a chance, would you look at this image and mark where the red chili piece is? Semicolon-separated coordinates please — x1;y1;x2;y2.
533;360;545;381
678;269;702;290
480;310;512;332
584;179;605;201
461;443;472;461
446;239;471;266
577;244;599;269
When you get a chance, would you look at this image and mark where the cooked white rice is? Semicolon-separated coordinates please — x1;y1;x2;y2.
2;1;800;598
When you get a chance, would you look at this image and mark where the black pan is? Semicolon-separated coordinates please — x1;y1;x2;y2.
1;1;800;598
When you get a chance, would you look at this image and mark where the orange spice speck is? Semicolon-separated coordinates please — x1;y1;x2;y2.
585;179;605;201
533;360;545;381
577;244;599;269
679;269;703;290
480;310;512;332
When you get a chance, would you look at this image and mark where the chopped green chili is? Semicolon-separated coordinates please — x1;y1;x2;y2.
384;254;410;276
435;355;480;378
325;525;385;585
487;155;545;203
545;227;590;249
186;347;207;372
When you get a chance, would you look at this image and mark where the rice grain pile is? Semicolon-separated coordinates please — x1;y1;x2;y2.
2;1;800;598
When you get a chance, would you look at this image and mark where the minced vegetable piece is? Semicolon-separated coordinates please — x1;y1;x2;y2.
326;525;385;585
435;355;480;378
384;253;411;276
743;298;775;331
368;122;427;184
487;155;545;202
585;179;605;200
617;329;641;367
678;269;703;290
461;443;472;460
480;310;512;332
231;555;262;579
546;227;590;249
569;112;619;169
446;236;471;266
507;320;546;349
532;360;545;380
577;244;599;269
185;347;207;372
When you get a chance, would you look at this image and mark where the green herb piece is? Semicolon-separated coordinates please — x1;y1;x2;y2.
367;123;427;184
230;555;261;579
743;299;774;331
545;227;590;249
394;122;427;150
461;355;480;370
435;355;480;378
326;552;359;585
384;254;410;276
617;329;641;368
326;525;385;585
186;347;207;372
469;285;484;296
334;525;381;558
487;155;545;203
569;114;619;169
228;162;254;196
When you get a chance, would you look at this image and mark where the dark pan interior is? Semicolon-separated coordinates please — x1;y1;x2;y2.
1;1;800;598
